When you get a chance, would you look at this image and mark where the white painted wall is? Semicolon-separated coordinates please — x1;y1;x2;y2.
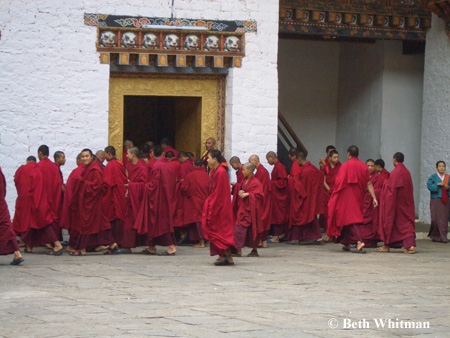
278;39;339;166
0;0;279;213
420;14;450;222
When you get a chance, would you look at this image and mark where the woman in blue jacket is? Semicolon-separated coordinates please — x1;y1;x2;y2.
427;161;450;243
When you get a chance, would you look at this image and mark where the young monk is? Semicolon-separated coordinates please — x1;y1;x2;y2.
137;146;177;256
102;146;127;254
166;151;181;180
287;152;324;245
427;161;450;243
288;147;301;177
16;155;63;255
320;150;341;241
377;152;416;254
69;149;114;256
266;151;289;243
249;155;271;248
202;150;236;266
360;159;383;248
178;152;194;180
0;166;24;265
232;162;264;257
375;159;390;180
327;146;378;253
179;159;210;248
229;156;244;194
319;145;336;173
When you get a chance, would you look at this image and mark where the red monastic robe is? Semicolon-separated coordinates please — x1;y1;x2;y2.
170;158;182;180
270;160;289;225
180;167;210;225
37;158;63;225
102;158;127;222
13;163;53;234
320;162;342;218
360;172;383;246
124;160;148;233
70;162;110;235
381;168;390;180
255;164;271;232
320;157;330;173
60;164;83;231
232;176;264;241
0;167;19;254
378;163;416;246
179;160;194;180
135;157;176;239
202;166;235;255
290;159;301;176
164;146;179;157
289;162;324;227
327;158;370;237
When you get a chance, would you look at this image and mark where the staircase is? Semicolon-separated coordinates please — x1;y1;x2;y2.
277;111;308;174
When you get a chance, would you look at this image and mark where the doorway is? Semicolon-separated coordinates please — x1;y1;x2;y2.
124;96;202;156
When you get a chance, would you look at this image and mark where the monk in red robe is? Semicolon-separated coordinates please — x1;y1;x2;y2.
166;151;181;180
102;146;127;254
60;153;83;253
360;159;384;248
287;152;324;245
0;166;24;265
229;156;244;194
289;147;301;176
123;147;149;252
201;137;228;174
319;145;336;173
139;153;153;178
122;140;134;166
15;155;63;255
95;150;106;169
137;145;177;256
37;145;64;243
377;152;416;254
178;152;194;180
232;162;264;257
375;159;390;180
179;159;210;248
202;149;236;266
249;155;271;247
161;137;179;157
320;150;341;240
266;151;289;243
69;149;114;256
327;146;378;253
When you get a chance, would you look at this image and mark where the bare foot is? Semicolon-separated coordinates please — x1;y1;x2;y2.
95;245;109;252
167;245;177;255
45;244;54;250
261;241;267;248
375;245;390;252
14;251;23;260
66;246;76;253
357;241;365;251
193;243;205;248
271;236;280;243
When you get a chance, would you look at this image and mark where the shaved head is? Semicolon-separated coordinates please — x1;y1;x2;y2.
242;162;256;178
243;162;255;171
96;150;105;158
249;155;260;168
266;151;277;159
124;140;134;149
128;147;139;156
205;137;216;151
230;156;241;164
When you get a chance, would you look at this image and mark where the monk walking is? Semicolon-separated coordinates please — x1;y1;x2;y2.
377;152;416;254
229;156;244;194
266;151;289;243
0;166;24;265
287;152;324;245
202;150;236;266
232;163;264;257
249;155;271;248
327;146;378;253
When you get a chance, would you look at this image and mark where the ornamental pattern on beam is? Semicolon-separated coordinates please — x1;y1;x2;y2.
428;0;450;36
279;0;431;40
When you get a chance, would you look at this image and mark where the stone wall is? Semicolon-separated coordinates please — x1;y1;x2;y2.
420;14;450;222
0;0;279;212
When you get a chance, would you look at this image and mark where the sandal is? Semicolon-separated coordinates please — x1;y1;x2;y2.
46;249;63;256
10;257;24;266
103;249;116;255
115;248;131;254
140;249;156;255
69;250;86;256
404;247;415;254
247;250;259;257
375;246;390;253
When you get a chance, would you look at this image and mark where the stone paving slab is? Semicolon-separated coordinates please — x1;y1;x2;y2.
0;239;449;337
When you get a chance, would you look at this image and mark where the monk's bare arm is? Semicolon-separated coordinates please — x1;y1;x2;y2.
367;181;378;207
324;176;330;191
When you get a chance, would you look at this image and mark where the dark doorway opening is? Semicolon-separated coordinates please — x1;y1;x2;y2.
123;96;202;157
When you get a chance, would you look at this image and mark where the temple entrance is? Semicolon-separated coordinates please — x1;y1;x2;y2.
108;75;226;161
123;96;202;156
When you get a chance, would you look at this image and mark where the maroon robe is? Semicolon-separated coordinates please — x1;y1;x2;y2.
180;167;210;240
232;176;264;249
170;158;181;180
37;158;63;235
202;166;235;256
288;162;324;241
269;160;289;226
179;160;194;180
290;159;301;176
327;157;370;243
255;164;271;236
360;172;383;247
380;168;390;180
231;167;244;195
319;162;341;230
14;163;57;247
0;167;20;255
136;157;176;245
70;161;112;249
164;146;179;157
379;163;416;248
103;158;127;246
123;160;148;248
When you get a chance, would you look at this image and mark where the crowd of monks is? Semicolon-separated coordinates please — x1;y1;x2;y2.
0;138;417;266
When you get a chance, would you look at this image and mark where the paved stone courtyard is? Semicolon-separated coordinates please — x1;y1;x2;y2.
1;239;449;337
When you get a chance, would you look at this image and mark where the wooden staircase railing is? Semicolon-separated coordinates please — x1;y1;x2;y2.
278;110;308;156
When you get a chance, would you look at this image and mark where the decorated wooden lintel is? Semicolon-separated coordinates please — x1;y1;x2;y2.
96;26;245;69
279;0;431;41
428;0;450;37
